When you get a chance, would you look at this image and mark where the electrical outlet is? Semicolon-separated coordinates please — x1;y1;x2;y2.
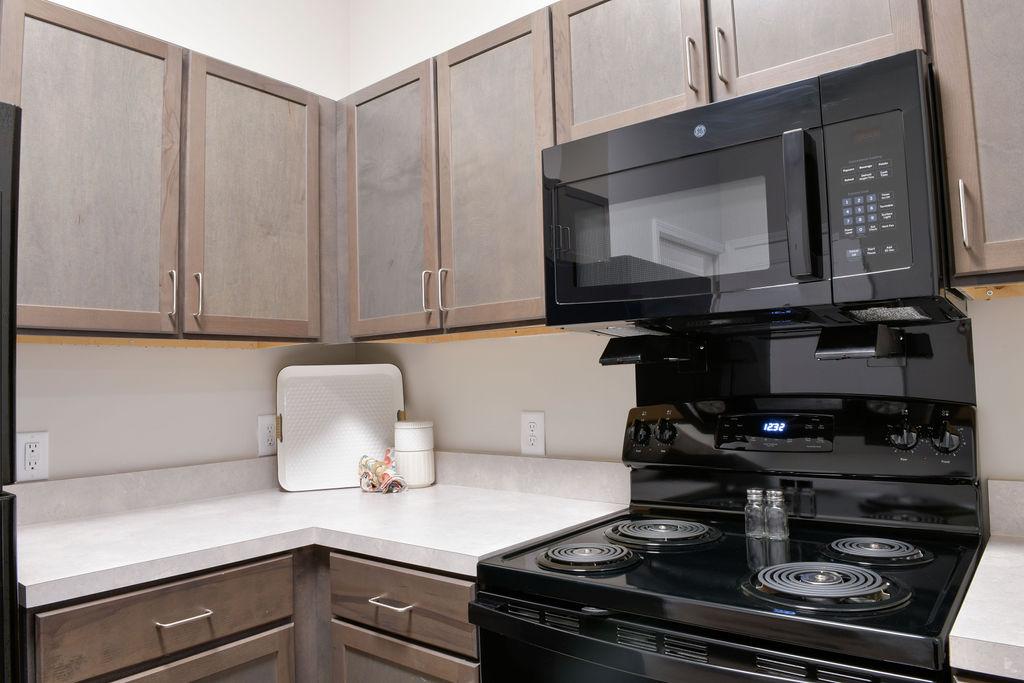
16;431;49;481
521;411;545;456
257;415;277;456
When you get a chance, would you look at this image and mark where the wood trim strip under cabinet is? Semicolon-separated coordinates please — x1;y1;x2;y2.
345;59;442;338
35;555;293;683
329;552;477;659
114;624;294;682
183;52;320;338
435;9;552;330
552;0;709;142
0;0;182;334
333;620;479;683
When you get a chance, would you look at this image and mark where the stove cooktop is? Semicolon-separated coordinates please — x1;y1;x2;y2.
476;509;981;671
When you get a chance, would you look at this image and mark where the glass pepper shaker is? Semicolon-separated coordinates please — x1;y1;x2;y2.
744;488;766;538
765;489;789;540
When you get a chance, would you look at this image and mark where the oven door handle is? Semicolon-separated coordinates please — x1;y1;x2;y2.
782;128;821;281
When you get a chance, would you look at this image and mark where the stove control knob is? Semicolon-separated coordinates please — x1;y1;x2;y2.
888;424;919;450
931;424;963;454
630;419;651;446
655;418;677;444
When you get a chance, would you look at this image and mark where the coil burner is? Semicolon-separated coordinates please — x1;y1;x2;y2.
743;562;912;613
537;543;642;574
822;537;933;567
605;519;722;550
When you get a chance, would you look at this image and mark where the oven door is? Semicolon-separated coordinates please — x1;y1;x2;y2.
543;81;832;328
471;594;938;683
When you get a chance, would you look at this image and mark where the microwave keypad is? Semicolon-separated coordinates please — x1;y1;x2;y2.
824;112;913;278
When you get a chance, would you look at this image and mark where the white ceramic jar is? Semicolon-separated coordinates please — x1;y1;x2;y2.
394;421;435;488
394;421;434;451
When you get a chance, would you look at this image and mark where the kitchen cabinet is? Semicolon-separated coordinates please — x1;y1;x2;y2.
436;10;553;329
552;0;709;142
115;625;294;682
930;0;1024;279
183;53;320;338
345;61;440;338
33;555;293;682
706;0;924;100
0;0;181;333
332;620;479;683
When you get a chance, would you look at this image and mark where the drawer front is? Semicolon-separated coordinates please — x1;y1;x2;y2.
333;619;478;683
329;553;476;658
37;555;293;683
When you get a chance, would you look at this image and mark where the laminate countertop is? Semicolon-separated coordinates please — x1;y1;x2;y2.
950;535;1024;679
16;484;625;608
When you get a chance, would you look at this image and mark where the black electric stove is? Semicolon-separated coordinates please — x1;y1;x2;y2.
471;322;982;683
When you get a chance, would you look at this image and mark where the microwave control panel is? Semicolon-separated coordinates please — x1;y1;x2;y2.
825;111;913;278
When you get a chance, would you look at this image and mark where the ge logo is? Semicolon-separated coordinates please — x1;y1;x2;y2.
693;124;707;138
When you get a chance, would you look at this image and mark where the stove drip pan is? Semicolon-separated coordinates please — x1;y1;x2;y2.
743;562;912;613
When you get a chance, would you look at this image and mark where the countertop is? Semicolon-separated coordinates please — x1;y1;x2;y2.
950;535;1024;679
17;484;625;608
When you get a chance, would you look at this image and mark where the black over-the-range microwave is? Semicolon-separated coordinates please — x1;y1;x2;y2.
542;51;966;334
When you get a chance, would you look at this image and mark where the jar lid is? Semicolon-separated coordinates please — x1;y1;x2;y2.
395;420;434;429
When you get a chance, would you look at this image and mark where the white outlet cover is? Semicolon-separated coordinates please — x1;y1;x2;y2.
257;414;277;456
16;431;49;481
521;411;545;456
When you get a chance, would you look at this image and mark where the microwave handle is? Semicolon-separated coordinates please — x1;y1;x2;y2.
782;128;821;280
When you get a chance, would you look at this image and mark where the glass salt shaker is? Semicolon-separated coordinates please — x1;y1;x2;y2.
744;488;766;538
765;489;789;540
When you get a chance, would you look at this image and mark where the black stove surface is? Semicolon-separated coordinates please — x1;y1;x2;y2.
477;509;980;670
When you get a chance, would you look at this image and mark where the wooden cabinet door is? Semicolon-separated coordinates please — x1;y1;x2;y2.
707;0;924;100
183;54;319;338
114;625;294;682
931;0;1024;278
0;0;180;333
344;61;441;338
332;620;478;683
552;0;708;142
436;11;553;330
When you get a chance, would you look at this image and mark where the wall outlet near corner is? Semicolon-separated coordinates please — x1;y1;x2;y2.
257;415;278;457
521;411;545;456
16;431;49;481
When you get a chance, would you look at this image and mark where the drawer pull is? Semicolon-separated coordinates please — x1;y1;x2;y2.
154;607;213;629
368;594;414;613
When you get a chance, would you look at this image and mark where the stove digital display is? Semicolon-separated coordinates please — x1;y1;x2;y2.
717;414;835;452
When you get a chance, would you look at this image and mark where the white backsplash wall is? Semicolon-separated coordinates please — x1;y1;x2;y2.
356;333;634;461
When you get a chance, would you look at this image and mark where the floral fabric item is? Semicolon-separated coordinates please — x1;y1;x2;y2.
358;448;407;494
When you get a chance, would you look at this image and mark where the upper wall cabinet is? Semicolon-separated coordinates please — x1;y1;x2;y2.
707;0;924;100
183;54;320;338
0;0;181;333
436;10;553;329
552;0;708;142
930;0;1024;278
345;61;440;338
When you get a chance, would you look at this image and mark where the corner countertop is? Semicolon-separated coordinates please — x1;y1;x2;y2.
950;535;1024;679
17;484;625;608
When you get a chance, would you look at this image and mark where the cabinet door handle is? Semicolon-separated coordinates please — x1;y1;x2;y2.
421;270;433;313
368;595;414;613
714;26;728;84
155;608;213;629
437;268;449;313
167;269;177;320
193;272;203;319
958;178;970;249
685;36;698;93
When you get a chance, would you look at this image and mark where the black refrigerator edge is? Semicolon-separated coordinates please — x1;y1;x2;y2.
0;100;20;681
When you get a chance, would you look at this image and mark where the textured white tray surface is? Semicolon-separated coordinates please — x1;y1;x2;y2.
17;484;624;607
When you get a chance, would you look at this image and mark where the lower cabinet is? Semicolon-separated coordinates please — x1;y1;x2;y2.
332;620;478;683
114;625;294;682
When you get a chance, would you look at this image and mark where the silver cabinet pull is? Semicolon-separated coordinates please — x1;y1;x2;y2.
167;269;177;320
958;178;970;249
421;270;433;313
368;595;414;613
714;26;728;84
193;272;203;319
685;36;698;93
155;608;213;629
437;267;449;313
